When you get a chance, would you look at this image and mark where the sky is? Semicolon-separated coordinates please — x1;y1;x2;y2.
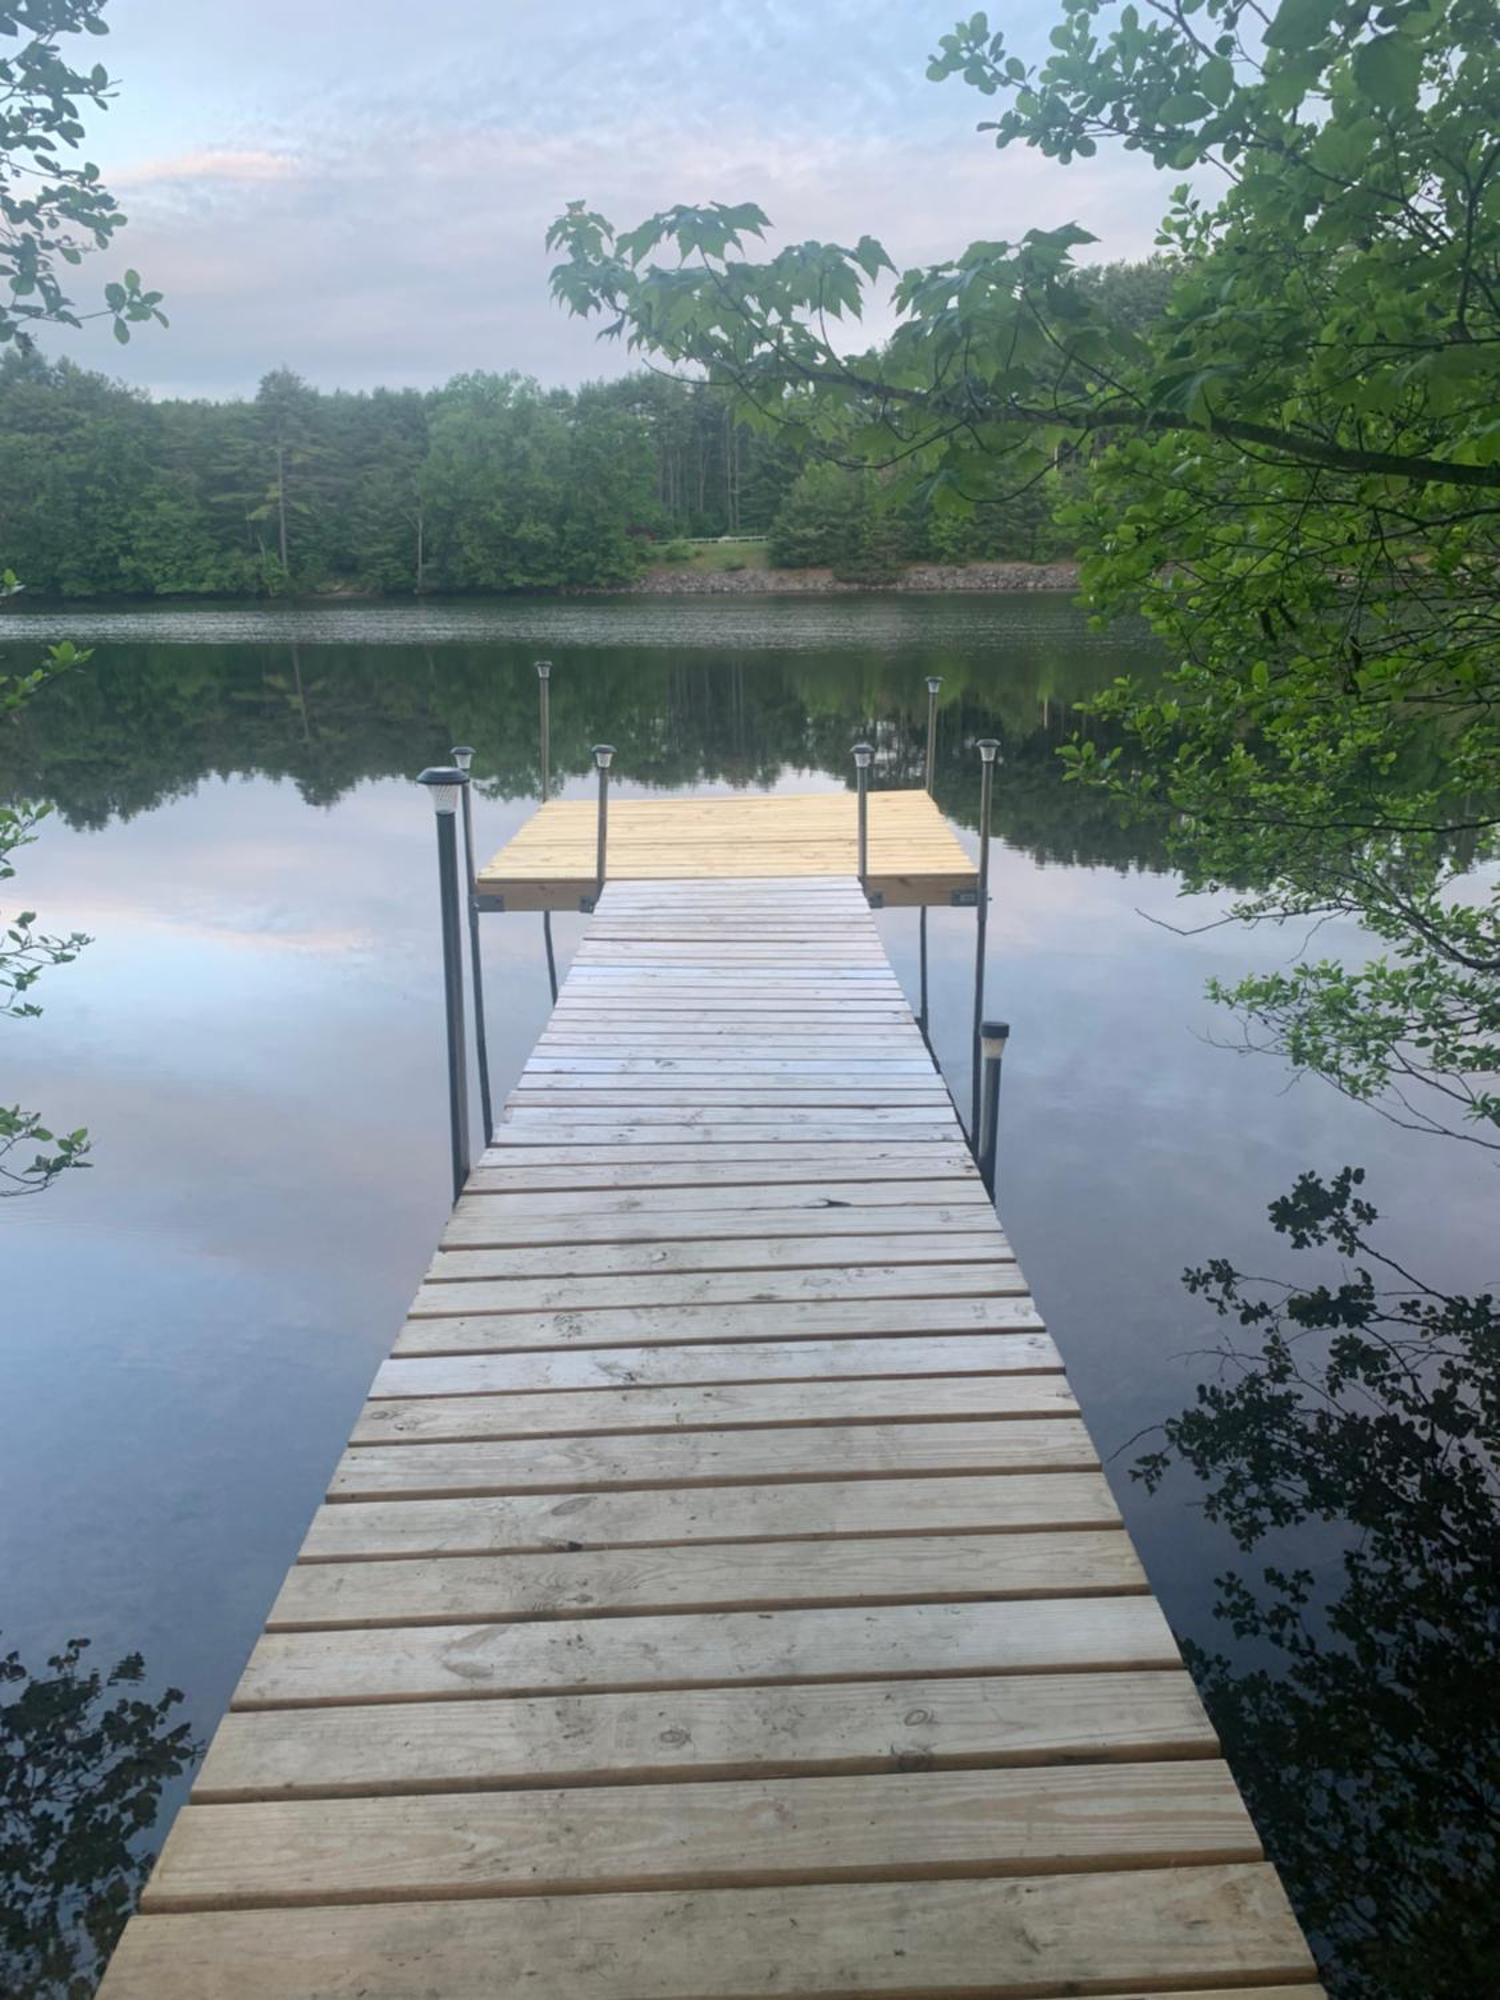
47;1;1177;401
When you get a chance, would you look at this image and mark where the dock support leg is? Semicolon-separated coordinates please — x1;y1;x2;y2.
977;1018;1009;1197
537;663;555;994
593;744;615;903
536;660;552;801
970;738;1001;1144
852;742;874;896
918;904;930;1043
417;765;472;1204
450;745;493;1149
924;675;941;793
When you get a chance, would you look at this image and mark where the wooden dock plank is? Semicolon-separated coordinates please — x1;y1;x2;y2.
233;1597;1184;1708
450;1177;991;1220
267;1529;1142;1631
192;1669;1219;1802
98;1870;1323;1999
408;1264;1030;1318
467;1148;980;1188
435;1207;1006;1257
370;1332;1062;1397
348;1376;1077;1445
142;1762;1261;1910
99;870;1318;2000
424;1231;1010;1285
297;1472;1125;1562
329;1419;1101;1501
391;1295;1047;1357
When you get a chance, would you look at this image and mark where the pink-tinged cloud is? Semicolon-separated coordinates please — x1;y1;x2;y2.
114;148;302;188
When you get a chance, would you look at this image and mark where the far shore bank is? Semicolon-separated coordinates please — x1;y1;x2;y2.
0;562;1083;615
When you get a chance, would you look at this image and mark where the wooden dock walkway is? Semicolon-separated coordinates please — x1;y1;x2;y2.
99;874;1322;1999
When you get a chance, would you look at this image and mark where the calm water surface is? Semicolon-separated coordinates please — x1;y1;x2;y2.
1;594;1493;1994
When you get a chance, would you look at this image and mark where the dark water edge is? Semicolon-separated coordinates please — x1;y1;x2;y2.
0;594;1495;1996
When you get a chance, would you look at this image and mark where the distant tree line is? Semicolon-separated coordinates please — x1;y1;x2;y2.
0;264;1170;600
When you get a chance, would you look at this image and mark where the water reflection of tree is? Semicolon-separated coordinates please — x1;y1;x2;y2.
0;1637;196;1999
1137;1169;1500;1999
0;635;1170;873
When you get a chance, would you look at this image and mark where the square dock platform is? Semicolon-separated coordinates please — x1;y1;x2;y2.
477;788;978;909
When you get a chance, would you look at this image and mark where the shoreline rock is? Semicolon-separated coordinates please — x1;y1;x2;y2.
594;560;1081;597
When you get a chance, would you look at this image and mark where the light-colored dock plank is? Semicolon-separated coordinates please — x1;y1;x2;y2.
297;1471;1124;1562
392;1294;1046;1356
234;1597;1184;1708
349;1375;1076;1446
370;1332;1060;1397
98;1870;1323;1999
468;1147;979;1189
451;1177;990;1222
487;1120;961;1146
143;1762;1260;1910
410;1264;1027;1320
329;1419;1100;1501
440;1203;999;1251
193;1668;1218;1801
425;1230;1009;1287
268;1529;1141;1631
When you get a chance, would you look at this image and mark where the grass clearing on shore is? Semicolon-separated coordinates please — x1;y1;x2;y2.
654;538;774;574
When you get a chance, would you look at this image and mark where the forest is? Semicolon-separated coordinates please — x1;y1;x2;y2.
0;262;1166;600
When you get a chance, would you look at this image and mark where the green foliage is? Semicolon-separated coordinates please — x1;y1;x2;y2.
0;0;163;351
1137;1168;1500;1996
0;361;814;597
547;0;1500;1149
0;1633;196;1998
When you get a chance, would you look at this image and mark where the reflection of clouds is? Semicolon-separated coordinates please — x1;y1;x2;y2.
37;900;382;959
17;775;540;964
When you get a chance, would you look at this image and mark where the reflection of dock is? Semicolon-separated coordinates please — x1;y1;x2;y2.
100;870;1321;1998
478;788;979;908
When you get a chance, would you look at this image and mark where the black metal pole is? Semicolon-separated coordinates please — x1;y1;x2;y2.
536;661;554;991
417;766;471;1204
978;1019;1009;1197
924;676;942;794
450;745;493;1148
919;905;930;1044
970;738;1000;1144
593;744;615;904
537;660;552;802
852;742;873;892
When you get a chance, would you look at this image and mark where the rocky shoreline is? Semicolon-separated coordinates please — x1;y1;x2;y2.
605;560;1081;596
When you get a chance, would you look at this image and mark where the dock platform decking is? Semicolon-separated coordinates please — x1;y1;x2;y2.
477;788;979;908
99;871;1322;1999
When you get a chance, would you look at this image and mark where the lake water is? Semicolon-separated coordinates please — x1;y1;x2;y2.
1;592;1494;1995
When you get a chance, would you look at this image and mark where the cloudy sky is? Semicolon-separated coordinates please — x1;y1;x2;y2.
55;1;1175;401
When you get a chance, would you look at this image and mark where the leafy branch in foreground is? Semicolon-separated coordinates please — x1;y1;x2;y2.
1;586;90;1194
547;0;1500;1148
1136;1166;1500;1998
0;0;164;350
